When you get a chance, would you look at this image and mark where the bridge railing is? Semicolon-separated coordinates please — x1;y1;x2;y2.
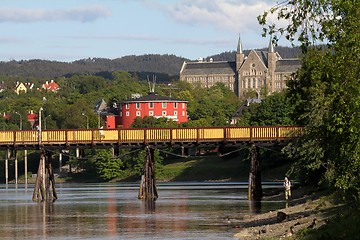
0;126;304;148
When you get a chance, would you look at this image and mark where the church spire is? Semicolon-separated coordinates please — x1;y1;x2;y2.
268;36;275;53
237;34;243;54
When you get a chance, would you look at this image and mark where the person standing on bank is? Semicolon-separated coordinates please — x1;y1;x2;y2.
284;177;291;202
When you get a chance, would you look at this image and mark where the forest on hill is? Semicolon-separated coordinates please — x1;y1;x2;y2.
0;46;301;81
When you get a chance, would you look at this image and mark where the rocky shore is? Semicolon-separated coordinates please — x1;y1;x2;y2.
232;187;343;239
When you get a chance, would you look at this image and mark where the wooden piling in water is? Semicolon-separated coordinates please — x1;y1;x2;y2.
32;149;58;202
248;144;263;201
138;146;158;201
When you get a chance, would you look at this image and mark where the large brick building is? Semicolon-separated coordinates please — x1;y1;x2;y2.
119;92;188;128
180;36;301;97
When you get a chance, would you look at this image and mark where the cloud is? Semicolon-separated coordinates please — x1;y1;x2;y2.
68;33;231;47
161;0;273;33
0;5;111;23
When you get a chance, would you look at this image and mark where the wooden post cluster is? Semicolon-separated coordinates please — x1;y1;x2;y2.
32;149;58;202
138;146;158;201
248;144;263;201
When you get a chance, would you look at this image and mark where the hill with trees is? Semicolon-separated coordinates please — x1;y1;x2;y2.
0;46;301;80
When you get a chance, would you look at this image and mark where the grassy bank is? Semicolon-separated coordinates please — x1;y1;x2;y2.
116;154;293;183
8;153;293;184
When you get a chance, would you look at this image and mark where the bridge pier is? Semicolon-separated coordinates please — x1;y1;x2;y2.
138;146;158;201
248;144;263;201
32;149;58;202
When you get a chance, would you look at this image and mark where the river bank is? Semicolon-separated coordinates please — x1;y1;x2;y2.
232;186;352;239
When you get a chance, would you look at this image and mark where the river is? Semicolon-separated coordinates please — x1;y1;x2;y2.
0;182;283;239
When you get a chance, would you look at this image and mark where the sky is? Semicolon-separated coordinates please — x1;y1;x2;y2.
0;0;290;62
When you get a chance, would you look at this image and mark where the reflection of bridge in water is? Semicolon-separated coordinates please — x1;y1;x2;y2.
0;126;304;202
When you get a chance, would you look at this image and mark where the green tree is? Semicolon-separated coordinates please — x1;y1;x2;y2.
250;92;297;126
260;0;360;196
132;149;164;178
94;150;123;181
131;116;178;128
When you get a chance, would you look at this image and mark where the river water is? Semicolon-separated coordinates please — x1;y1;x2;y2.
0;182;283;240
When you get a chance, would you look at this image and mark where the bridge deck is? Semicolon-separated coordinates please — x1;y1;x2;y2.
0;126;304;150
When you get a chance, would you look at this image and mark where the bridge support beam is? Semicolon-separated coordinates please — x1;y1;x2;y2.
248;144;263;201
5;149;9;184
138;146;158;201
32;149;58;202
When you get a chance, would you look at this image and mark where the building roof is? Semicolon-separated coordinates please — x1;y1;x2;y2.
180;61;236;75
275;59;301;73
42;80;59;92
232;98;262;118
94;99;107;112
121;92;187;103
254;50;269;66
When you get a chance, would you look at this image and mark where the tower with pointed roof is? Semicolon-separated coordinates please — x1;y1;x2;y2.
267;38;277;92
236;35;245;96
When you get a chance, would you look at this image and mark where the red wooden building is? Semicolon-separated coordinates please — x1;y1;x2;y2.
119;92;188;128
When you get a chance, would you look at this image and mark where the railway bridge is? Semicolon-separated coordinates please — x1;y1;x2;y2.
0;126;304;202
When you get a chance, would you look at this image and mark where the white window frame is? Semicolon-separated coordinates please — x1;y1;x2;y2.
149;111;154;116
136;102;140;109
126;111;129;116
136;111;141;116
149;102;154;109
162;111;167;116
162;102;167;109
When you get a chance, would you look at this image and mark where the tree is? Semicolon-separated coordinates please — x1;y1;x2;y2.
249;92;297;126
131;116;178;128
260;0;360;196
93;150;123;181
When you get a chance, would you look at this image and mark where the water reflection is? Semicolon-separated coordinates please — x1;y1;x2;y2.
0;182;284;240
143;199;156;213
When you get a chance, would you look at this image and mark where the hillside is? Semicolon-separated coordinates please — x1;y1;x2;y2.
0;46;301;79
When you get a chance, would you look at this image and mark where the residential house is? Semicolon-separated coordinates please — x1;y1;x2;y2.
231;97;262;125
14;82;28;94
42;80;60;92
94;99;117;129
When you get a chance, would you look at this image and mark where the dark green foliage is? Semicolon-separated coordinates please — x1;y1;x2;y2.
131;116;179;128
93;150;123;181
0;54;186;78
260;0;360;197
185;83;241;126
250;92;297;126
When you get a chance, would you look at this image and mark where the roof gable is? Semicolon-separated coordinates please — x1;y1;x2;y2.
240;50;268;70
